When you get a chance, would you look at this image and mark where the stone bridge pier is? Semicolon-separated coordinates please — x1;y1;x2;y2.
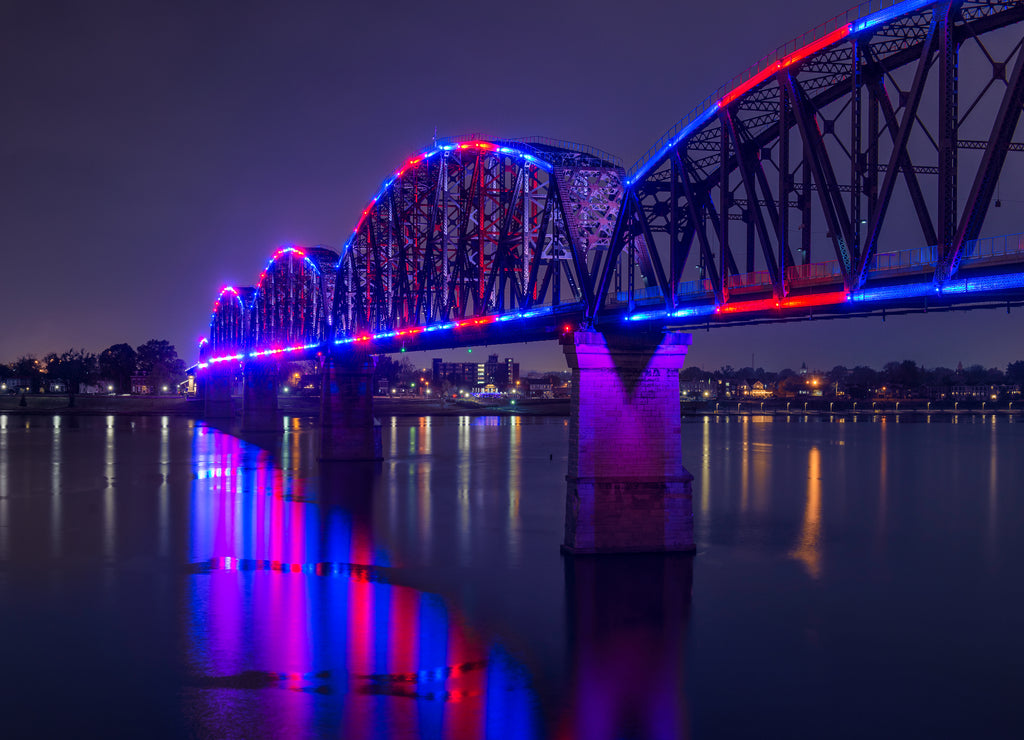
203;366;235;419
561;330;694;554
320;349;382;461
242;360;279;431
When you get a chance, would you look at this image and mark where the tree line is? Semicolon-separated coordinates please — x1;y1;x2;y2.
0;340;187;395
680;359;1024;398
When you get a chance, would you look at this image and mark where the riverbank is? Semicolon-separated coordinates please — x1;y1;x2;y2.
0;393;570;417
3;393;1017;419
682;400;1023;417
0;394;202;416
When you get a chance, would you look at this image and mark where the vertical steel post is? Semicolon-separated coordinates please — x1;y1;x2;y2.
801;158;811;264
746;212;755;274
670;155;680;304
850;37;862;266
778;80;790;294
719;117;730;297
867;77;879;225
938;1;959;265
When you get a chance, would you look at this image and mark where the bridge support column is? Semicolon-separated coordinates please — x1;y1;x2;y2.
561;331;694;554
203;367;234;419
320;350;382;461
242;361;279;432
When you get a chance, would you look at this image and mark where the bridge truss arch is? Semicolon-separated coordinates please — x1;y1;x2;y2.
331;138;627;336
600;0;1024;321
250;246;339;351
208;286;252;356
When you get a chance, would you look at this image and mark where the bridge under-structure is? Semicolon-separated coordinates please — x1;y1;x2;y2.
197;0;1024;553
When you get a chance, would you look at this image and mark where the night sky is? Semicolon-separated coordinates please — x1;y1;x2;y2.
3;0;1023;373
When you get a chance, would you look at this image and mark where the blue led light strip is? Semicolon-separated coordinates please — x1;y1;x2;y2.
627;105;720;187
849;271;1024;303
333;305;563;346
625;304;718;322
851;0;936;35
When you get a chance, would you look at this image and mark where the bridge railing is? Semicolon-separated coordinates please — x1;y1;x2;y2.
677;279;714;298
613;285;666;304
869;246;937;274
608;231;1024;313
787;261;844;282
434;134;623;167
729;270;773;289
627;0;924;179
961;232;1024;263
864;233;1024;276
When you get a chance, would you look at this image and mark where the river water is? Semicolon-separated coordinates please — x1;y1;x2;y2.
0;413;1021;738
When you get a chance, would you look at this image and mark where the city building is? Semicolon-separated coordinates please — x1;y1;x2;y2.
432;354;520;391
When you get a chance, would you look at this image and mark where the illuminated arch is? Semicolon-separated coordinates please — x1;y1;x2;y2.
332;138;625;335
208;286;248;354
250;246;338;348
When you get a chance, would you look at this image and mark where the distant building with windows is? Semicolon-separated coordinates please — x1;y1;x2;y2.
432;354;520;391
680;378;716;399
131;374;154;395
738;380;773;399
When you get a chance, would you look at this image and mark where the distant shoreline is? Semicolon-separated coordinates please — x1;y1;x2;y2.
0;394;570;418
0;394;1018;419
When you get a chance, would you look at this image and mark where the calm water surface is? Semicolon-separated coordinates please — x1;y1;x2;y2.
0;413;1022;738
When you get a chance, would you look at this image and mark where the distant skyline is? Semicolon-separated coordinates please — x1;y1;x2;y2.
400;303;1024;373
3;1;1023;371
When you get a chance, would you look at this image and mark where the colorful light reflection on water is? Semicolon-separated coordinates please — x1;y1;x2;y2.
184;424;538;739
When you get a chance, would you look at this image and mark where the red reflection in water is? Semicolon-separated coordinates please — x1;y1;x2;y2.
185;425;527;739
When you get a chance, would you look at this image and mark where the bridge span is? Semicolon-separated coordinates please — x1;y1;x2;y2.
197;0;1024;553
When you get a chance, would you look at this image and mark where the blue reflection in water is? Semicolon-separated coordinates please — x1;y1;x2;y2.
184;422;539;739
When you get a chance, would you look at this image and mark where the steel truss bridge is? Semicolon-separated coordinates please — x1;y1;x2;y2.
201;0;1024;367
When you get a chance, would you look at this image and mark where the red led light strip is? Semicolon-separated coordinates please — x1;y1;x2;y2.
716;290;850;315
720;26;850;107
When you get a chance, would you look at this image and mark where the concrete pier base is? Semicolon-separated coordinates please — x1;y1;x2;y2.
561;330;694;554
242;361;279;432
320;350;382;461
203;369;235;419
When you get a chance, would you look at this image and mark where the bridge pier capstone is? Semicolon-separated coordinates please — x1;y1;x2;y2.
242;361;279;431
203;368;234;419
561;330;694;554
320;350;382;461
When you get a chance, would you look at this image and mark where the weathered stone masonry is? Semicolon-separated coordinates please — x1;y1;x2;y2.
561;330;694;554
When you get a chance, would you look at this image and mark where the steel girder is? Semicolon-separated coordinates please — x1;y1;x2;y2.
209;287;249;355
331;141;624;336
599;0;1024;320
250;247;336;349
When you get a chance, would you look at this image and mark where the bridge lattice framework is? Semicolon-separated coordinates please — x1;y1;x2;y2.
202;1;1024;362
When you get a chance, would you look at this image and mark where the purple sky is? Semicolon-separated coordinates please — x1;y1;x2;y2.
3;0;1023;373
